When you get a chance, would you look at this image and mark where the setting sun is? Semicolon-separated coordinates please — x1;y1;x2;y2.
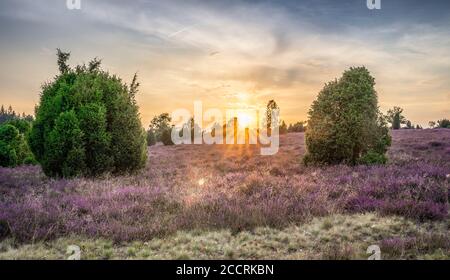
236;112;254;128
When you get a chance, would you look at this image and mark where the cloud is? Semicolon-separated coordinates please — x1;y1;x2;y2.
0;0;449;126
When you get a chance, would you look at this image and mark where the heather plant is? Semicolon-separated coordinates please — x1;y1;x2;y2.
304;67;391;165
29;49;147;178
0;130;448;246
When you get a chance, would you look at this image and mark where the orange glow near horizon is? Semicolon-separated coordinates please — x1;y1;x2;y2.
236;112;254;129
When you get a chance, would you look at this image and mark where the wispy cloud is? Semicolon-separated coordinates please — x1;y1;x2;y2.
0;0;449;125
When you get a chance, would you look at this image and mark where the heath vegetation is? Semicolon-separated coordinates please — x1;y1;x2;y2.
0;53;448;260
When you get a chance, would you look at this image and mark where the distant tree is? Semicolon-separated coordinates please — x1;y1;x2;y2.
147;129;157;146
210;122;221;138
416;124;422;129
437;119;450;128
266;100;279;135
405;120;413;129
56;48;71;74
160;126;174;146
181;117;202;143
279;120;288;135
428;121;436;128
0;105;33;125
148;113;172;145
304;67;391;165
222;117;239;144
29;50;147;178
149;113;171;131
288;121;305;133
387;106;406;130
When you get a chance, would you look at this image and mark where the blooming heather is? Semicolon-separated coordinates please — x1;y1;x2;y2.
0;129;449;243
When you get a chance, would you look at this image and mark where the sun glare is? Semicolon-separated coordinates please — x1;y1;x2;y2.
198;178;205;186
237;112;253;128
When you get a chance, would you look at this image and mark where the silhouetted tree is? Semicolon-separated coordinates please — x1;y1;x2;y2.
148;113;172;145
279;120;288;135
405;120;413;129
288;121;305;133
0;105;33;124
387;107;406;130
266;100;279;135
437;119;450;128
429;121;436;128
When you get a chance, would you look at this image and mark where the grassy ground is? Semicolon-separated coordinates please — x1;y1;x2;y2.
1;213;448;260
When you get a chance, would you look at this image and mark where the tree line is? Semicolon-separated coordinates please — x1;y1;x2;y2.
146;100;307;147
386;106;449;130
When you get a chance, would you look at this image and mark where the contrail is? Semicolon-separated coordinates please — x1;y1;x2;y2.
167;24;199;38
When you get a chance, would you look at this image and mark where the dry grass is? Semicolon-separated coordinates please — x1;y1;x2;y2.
1;213;448;260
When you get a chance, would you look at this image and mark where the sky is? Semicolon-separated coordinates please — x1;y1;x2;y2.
0;0;449;127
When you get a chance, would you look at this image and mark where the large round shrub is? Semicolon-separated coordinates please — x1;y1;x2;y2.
29;50;147;177
304;67;391;165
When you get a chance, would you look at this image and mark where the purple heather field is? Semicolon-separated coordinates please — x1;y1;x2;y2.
0;129;449;252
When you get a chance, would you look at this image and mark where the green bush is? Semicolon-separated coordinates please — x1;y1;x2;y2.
29;49;147;178
0;124;19;143
4;119;31;135
0;123;35;167
0;140;17;167
304;67;391;165
437;119;450;128
45;111;86;177
160;128;174;146
23;155;37;165
147;129;157;146
358;150;387;165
